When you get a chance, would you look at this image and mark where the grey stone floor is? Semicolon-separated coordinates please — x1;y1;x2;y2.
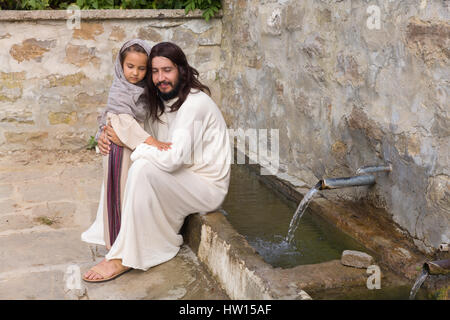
0;149;228;300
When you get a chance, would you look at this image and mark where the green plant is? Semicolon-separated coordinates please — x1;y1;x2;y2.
87;135;98;150
118;0;184;10
184;0;220;21
432;286;449;300
0;0;222;21
35;215;58;225
22;0;51;9
74;0;115;9
0;0;50;10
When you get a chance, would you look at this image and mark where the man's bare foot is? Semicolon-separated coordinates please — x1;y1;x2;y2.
83;259;131;282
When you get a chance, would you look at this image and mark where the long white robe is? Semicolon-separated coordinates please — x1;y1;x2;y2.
81;90;231;270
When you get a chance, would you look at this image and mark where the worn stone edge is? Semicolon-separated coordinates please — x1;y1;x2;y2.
0;9;223;21
181;212;313;300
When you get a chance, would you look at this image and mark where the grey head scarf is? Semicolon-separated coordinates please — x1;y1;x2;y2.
96;39;152;139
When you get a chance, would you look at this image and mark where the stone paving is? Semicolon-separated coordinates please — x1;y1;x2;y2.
0;149;228;300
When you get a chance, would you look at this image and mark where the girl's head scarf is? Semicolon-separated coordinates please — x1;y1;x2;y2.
97;39;152;133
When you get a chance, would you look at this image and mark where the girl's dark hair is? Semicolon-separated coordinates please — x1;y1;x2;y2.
119;43;147;66
147;42;210;122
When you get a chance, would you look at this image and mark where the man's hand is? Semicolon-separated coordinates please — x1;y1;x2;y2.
97;127;111;155
144;136;172;151
105;124;125;147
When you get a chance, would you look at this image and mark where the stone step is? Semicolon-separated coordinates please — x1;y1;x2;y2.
0;268;71;300
0;213;36;232
0;228;94;274
0;245;228;300
0;150;229;300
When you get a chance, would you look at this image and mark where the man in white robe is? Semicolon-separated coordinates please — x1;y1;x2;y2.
82;42;231;282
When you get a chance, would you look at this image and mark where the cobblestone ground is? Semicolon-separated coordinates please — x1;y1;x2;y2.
0;149;228;300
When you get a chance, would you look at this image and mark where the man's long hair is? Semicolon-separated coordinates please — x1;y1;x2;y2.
147;42;210;122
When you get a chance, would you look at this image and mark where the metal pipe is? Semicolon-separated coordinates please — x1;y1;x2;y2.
356;163;392;175
423;259;450;275
318;174;376;190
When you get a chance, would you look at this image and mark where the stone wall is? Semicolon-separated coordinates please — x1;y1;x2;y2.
0;9;222;151
219;0;449;254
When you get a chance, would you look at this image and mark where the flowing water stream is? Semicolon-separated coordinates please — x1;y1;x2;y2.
285;183;320;244
409;269;429;300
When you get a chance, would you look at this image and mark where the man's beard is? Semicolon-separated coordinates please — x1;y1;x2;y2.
156;81;181;101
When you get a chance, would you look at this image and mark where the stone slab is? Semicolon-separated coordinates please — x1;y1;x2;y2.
0;228;93;273
0;213;35;232
341;250;374;269
0;245;228;300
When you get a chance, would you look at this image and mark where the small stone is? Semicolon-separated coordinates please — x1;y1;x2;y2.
74;92;107;109
0;111;34;125
65;43;100;68
109;26;126;42
394;247;412;260
341;250;374;269
9;38;55;63
331;140;347;158
285;4;304;31
137;27;163;42
48;111;78;125
46;72;86;88
72;23;104;40
4;132;48;145
0;71;25;102
182;20;213;34
171;29;196;50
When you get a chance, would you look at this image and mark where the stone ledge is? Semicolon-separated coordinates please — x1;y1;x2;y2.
182;212;313;300
0;9;223;21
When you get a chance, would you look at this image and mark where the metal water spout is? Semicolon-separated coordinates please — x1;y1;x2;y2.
423;259;450;275
317;164;392;190
285;163;392;244
356;163;393;175
318;174;376;190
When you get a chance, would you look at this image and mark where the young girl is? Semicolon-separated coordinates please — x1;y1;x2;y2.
82;39;171;250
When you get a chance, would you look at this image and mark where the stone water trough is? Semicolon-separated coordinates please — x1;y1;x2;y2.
182;210;387;300
181;155;448;300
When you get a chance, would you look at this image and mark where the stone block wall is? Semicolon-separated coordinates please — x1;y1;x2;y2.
0;9;222;151
219;0;449;254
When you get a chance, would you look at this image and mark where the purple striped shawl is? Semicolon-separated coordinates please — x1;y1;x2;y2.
107;143;123;246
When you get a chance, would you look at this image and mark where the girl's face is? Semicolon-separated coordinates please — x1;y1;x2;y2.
122;51;148;84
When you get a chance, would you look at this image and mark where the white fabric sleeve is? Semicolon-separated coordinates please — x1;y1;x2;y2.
131;101;207;172
109;113;151;150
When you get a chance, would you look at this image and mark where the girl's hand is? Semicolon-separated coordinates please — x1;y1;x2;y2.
144;136;172;151
98;128;111;155
105;123;125;147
